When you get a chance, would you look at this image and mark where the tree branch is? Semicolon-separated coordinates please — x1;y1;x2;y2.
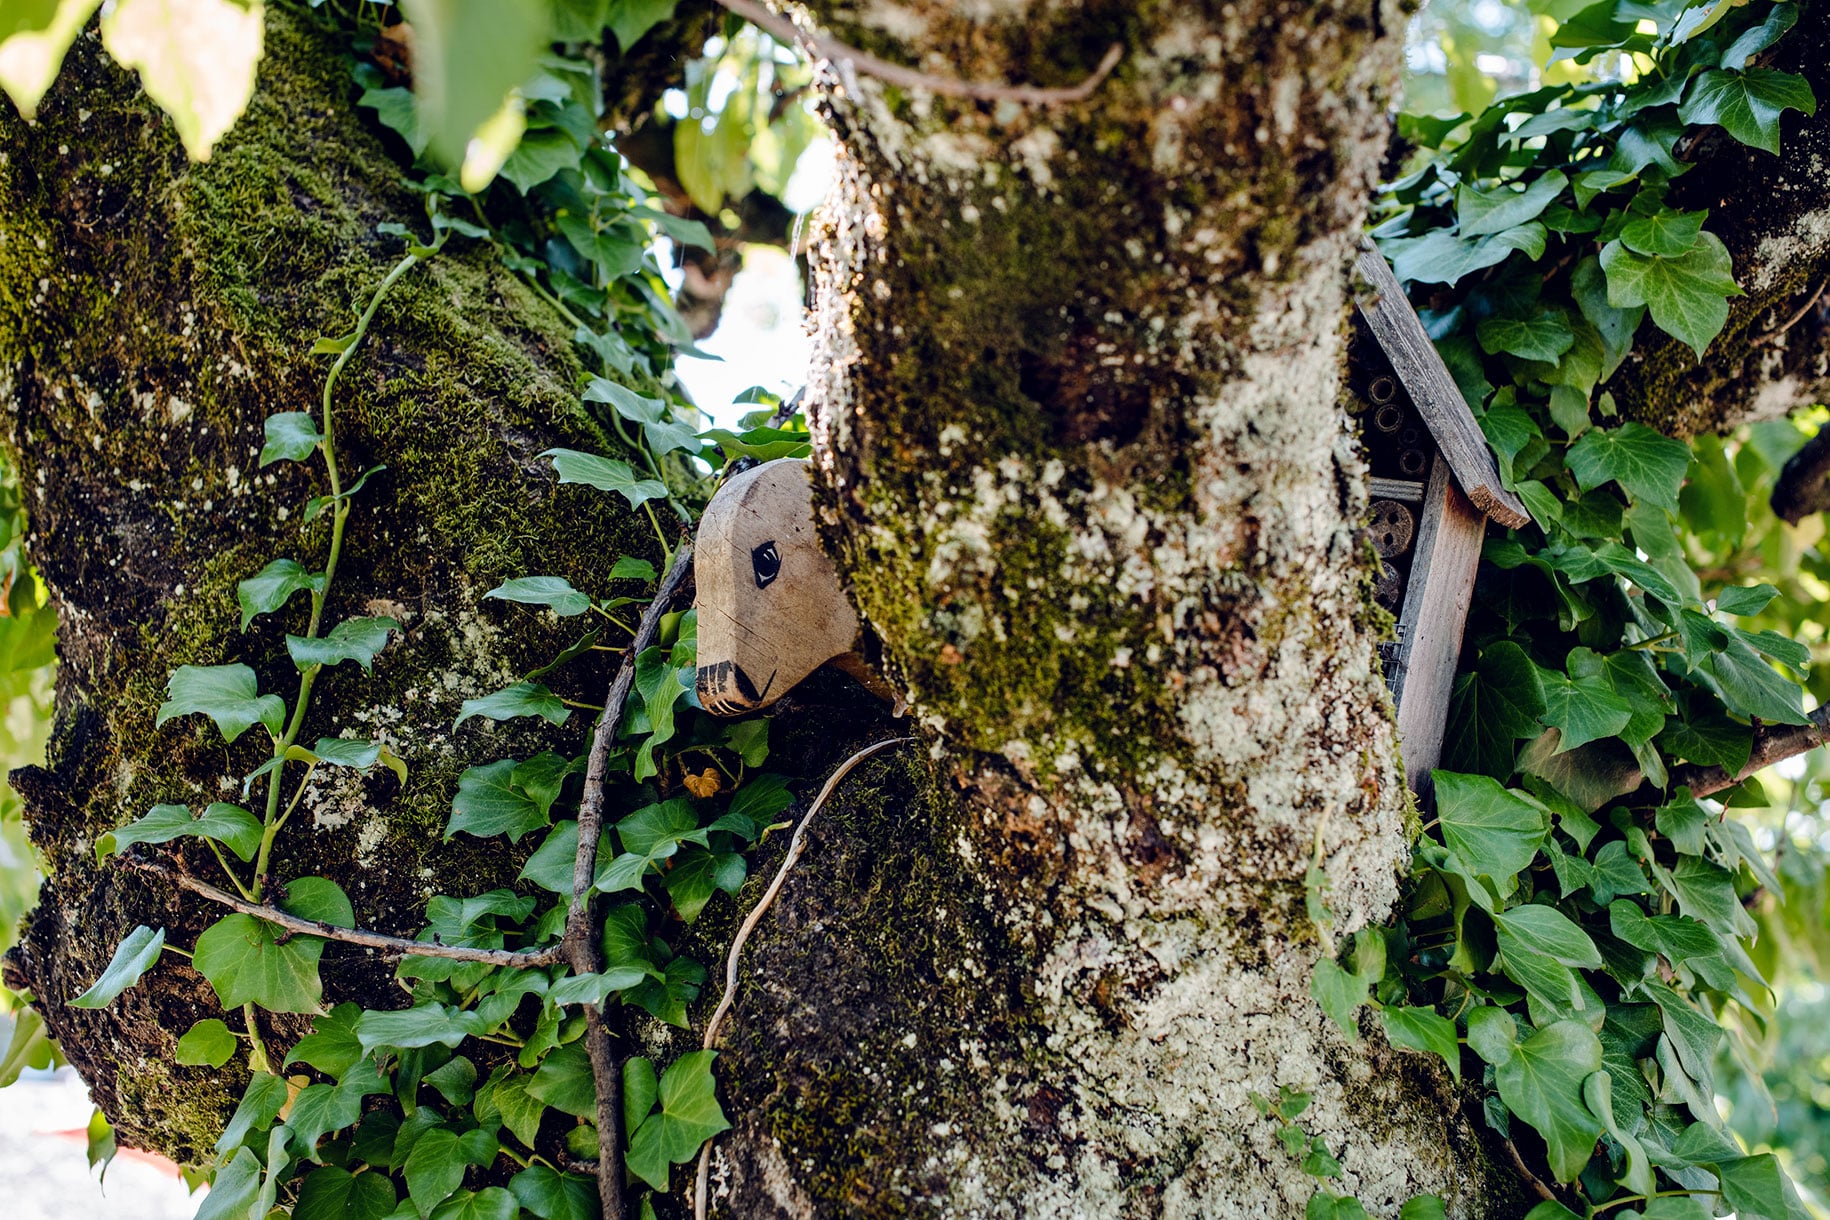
116;854;569;966
1672;704;1830;799
713;0;1122;105
1771;421;1830;525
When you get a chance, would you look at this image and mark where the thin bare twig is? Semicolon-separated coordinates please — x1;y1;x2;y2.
691;735;912;1220
570;543;695;1220
119;855;569;966
714;0;1122;105
1749;275;1828;348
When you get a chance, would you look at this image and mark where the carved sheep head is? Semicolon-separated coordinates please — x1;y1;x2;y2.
693;458;860;716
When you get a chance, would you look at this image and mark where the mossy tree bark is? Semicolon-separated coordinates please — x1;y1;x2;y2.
12;1;1830;1217
696;2;1511;1216
0;15;661;1161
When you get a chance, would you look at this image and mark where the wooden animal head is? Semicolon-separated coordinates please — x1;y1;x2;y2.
694;458;861;716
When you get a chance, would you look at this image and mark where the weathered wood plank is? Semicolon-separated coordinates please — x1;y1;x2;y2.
1394;454;1489;803
1354;245;1531;529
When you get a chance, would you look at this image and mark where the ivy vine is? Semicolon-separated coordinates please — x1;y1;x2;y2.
1308;3;1822;1218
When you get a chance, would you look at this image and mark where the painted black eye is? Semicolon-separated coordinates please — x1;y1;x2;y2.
751;541;781;589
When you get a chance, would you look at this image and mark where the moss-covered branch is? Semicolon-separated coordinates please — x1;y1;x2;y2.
0;10;655;1159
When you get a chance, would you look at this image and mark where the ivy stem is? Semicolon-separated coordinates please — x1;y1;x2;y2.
203;839;255;901
251;249;423;902
1627;629;1680;652
243;1003;273;1074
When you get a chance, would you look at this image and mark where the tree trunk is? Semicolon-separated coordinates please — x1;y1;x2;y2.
696;2;1513;1215
0;2;1576;1215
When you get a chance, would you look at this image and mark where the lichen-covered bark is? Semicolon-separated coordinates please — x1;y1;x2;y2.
0;13;657;1159
696;2;1514;1216
1606;2;1830;438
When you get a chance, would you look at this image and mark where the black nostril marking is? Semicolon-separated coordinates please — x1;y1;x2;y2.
752;541;781;588
733;663;761;703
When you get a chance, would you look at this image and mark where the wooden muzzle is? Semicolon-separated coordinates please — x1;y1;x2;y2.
693;458;861;716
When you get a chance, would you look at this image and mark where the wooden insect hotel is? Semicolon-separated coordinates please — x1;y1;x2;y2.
1348;244;1532;799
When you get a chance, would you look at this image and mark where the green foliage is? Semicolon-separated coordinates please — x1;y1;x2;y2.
1347;2;1830;1212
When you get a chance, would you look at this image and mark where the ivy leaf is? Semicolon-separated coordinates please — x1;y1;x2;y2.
540;448;669;509
1565;422;1692;513
633;645;689;780
610;555;658;582
215;1070;292;1157
158;663;287;744
287;616;399;672
192;878;354;1013
508;1165;597;1220
1310;957;1367;1038
70;925;165;1008
1716;1153;1810;1220
260;412;324;466
295;1167;397;1220
528;1041;596;1118
99;801;263;863
548;967;651;1007
1599;233;1742;357
175;1017;238;1067
1386;227;1543;287
1458;170;1568;237
1443;643;1546;779
582;378;701;457
1658;705;1752;772
1711;581;1779;617
1494;1021;1604;1182
1379;1007;1460;1082
1664;855;1757;939
624;1049;730;1191
1432;771;1550;887
1494;904;1604;968
98;0;264;161
285;1003;365;1078
521;821;611;893
430;1189;520;1220
485;576;591;617
1619;208;1706;258
1466;1005;1517;1066
1398;1198;1449;1220
448;759;549;843
1538;670;1634;752
455;681;571;728
1678;68;1817;155
239;558;325;630
662;848;745;923
195;1147;264;1220
498;128;582;194
481;1070;547;1149
1700;633;1809;725
404;1127;467;1214
1477;308;1575;362
355;1004;484;1054
1720;3;1798;69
